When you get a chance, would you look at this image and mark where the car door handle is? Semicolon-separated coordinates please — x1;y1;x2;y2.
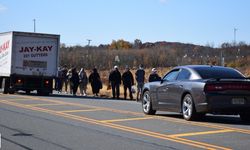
179;85;183;88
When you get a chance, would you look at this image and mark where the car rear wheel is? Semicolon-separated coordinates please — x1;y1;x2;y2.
142;91;156;115
182;94;198;121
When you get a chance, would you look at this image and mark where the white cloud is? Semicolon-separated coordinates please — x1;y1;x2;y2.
0;4;7;12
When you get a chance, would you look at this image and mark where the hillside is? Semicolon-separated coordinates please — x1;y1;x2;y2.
59;40;250;76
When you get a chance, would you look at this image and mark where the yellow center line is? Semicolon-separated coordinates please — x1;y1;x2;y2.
58;108;104;113
0;99;231;150
168;129;234;137
13;95;100;109
2;95;250;135
100;116;155;123
3;98;32;101
26;103;64;107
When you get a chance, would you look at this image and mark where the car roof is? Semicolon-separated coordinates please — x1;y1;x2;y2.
172;65;245;79
174;65;227;70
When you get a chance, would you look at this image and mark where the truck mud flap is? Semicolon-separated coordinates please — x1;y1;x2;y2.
2;78;10;94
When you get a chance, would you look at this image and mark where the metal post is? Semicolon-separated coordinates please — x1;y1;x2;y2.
33;19;36;32
234;28;237;46
86;39;91;68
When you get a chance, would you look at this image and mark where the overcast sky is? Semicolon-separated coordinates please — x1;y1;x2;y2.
0;0;249;47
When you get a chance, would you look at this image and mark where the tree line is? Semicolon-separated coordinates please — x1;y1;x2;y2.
59;39;250;74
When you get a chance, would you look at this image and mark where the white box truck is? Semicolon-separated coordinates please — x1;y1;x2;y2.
0;31;60;95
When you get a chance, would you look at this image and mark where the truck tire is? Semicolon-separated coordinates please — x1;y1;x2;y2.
26;90;31;94
8;88;15;94
37;90;50;96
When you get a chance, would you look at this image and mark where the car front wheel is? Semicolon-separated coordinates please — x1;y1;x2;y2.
142;91;156;115
182;94;198;121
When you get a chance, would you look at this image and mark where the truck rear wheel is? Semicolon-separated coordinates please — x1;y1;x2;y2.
37;90;50;96
8;89;15;94
26;90;31;94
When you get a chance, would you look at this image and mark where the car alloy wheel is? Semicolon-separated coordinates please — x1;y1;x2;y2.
142;91;156;115
182;94;196;120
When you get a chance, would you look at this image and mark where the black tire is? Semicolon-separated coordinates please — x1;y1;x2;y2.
8;88;15;94
26;90;31;94
37;90;50;96
240;112;250;122
182;94;199;121
142;91;156;115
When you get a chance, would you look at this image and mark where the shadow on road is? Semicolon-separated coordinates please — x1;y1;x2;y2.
15;91;137;102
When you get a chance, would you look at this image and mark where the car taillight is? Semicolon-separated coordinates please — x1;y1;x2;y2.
204;83;250;92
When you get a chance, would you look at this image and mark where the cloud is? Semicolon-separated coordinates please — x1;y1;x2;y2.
0;4;7;12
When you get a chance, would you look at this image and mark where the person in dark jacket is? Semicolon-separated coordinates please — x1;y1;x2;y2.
61;65;69;93
135;64;145;101
109;66;121;99
89;68;102;96
149;68;161;82
70;67;79;96
122;66;134;100
78;68;88;96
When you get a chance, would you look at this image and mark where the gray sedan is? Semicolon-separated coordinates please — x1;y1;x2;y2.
142;65;250;121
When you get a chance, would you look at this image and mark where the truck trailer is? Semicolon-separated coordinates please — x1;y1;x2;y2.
0;31;60;95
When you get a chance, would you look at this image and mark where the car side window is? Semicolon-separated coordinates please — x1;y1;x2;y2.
176;69;191;80
163;70;179;81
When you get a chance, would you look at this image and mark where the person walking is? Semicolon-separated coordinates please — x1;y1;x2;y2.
135;64;145;101
122;66;134;100
57;67;64;93
149;68;161;82
109;66;121;99
67;68;73;94
70;67;79;96
55;67;63;93
78;68;88;96
89;68;102;96
61;65;69;93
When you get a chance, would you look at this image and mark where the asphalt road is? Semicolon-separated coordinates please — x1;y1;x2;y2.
0;92;250;150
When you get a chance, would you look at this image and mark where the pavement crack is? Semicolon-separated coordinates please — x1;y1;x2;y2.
1;136;33;150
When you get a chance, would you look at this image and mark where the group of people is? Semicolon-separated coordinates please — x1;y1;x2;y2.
108;64;161;100
55;64;161;100
55;65;102;97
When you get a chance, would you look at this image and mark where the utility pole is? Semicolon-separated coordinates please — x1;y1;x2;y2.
234;28;237;46
33;19;36;32
86;39;92;68
87;39;92;46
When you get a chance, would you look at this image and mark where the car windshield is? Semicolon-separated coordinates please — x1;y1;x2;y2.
193;67;245;79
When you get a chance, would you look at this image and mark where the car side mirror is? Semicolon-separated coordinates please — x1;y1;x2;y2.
161;79;166;84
